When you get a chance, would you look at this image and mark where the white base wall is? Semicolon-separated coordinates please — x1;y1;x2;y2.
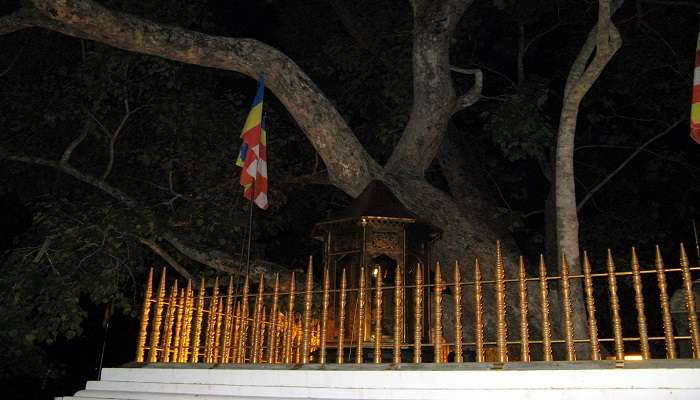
57;361;700;400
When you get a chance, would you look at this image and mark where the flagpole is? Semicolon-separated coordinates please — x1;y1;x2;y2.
244;194;254;278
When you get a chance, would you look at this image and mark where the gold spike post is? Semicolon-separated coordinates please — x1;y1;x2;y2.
654;246;676;359
518;257;530;362
630;247;650;360
356;266;367;364
495;242;508;363
252;273;265;363
295;317;302;363
414;263;423;363
177;280;193;362
393;264;404;364
434;262;443;363
374;265;383;364
237;275;250;363
135;267;154;362
560;254;576;361
284;272;296;363
337;269;347;364
606;250;624;361
320;266;330;364
172;288;185;362
259;307;267;362
147;268;167;363
302;256;314;364
213;297;223;362
538;255;552;362
204;277;219;363
474;259;485;362
182;280;195;362
221;276;235;363
453;262;463;363
190;277;206;363
231;301;241;363
680;243;700;359
161;280;179;362
582;252;600;360
268;273;280;364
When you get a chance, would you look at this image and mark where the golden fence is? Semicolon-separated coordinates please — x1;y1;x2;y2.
134;242;700;365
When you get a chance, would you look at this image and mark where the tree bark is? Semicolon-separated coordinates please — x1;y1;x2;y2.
554;0;623;355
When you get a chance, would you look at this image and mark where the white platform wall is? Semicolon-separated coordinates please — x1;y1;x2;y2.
57;361;700;400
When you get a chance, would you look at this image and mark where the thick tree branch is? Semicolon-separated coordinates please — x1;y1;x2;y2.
138;237;192;279
160;231;289;287
385;0;474;176
6;0;380;196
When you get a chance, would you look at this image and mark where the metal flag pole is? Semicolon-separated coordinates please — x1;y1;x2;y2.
244;195;255;278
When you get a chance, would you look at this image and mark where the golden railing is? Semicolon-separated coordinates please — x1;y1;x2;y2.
134;242;700;365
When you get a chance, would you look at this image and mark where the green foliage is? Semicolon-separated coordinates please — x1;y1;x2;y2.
485;79;554;161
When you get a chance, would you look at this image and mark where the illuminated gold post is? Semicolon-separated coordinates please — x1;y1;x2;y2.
182;280;195;362
204;277;219;363
237;275;250;363
356;266;367;364
267;273;280;364
495;242;508;363
295;317;302;363
337;269;347;364
284;272;295;363
680;243;700;359
259;307;267;362
474;259;484;363
434;262;443;363
630;247;650;360
135;267;154;362
172;288;185;362
393;264;404;364
212;297;223;362
147;268;167;363
374;265;383;364
538;255;552;362
231;301;241;363
606;250;624;361
221;276;234;363
582;252;600;361
560;254;576;361
301;256;314;364
176;281;192;362
189;277;206;363
320;266;330;364
252;273;265;363
517;257;530;362
654;246;676;359
413;263;423;363
453;262;463;363
161;280;179;362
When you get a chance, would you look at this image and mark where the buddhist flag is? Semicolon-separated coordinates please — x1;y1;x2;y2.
692;31;700;144
236;76;269;209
